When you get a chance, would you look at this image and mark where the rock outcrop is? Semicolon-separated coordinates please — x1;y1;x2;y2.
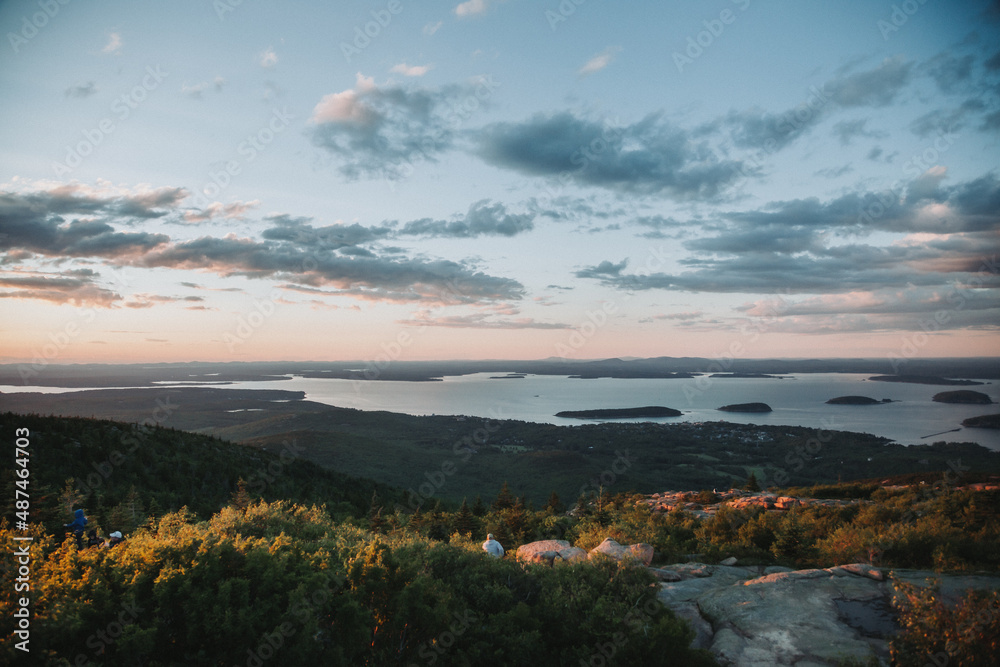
588;538;654;566
516;539;587;564
640;489;853;519
655;562;1000;666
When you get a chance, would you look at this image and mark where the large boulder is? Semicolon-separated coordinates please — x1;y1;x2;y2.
588;538;654;565
657;564;1000;666
516;539;587;564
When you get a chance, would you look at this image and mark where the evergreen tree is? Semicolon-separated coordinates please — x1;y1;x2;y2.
472;495;486;516
545;491;565;514
504;499;527;542
744;472;761;492
454;498;475;537
408;506;424;533
124;485;145;532
493;481;515;510
58;478;85;520
231;478;251;513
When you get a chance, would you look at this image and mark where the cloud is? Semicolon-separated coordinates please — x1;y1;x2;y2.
922;52;975;94
259;47;278;68
181;77;225;99
732;288;1000;333
398;310;570;329
477;111;746;198
390;63;432;77
655;311;705;321
182;200;260;224
455;0;488;17
815;165;854;179
310;75;491;179
65;82;98;99
397;200;534;238
0;186;174;258
0;272;120;306
102;32;122;55
578;47;621;76
713;57;913;152
574;173;1000;297
135;235;523;304
0;182;525;307
423;21;443;35
831;118;887;145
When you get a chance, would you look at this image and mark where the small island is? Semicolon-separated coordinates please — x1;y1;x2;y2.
709;373;783;379
717;402;773;413
826;396;893;405
961;414;1000;429
489;374;526;379
869;375;983;386
555;406;682;419
932;390;994;405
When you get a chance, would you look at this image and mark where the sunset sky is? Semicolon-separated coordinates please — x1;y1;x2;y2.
1;0;998;363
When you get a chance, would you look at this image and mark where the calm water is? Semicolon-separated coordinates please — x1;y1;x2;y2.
4;372;998;449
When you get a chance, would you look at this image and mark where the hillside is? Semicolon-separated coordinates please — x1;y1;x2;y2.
5;389;1000;509
0;412;399;535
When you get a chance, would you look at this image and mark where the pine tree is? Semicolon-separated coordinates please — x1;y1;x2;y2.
455;498;475;537
472;495;486;516
124;485;145;532
493;481;515;510
231;478;251;513
744;472;761;492
408;506;424;533
58;478;85;520
546;491;565;514
504;499;527;542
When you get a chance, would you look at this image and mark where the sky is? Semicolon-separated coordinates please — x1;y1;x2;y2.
0;0;998;364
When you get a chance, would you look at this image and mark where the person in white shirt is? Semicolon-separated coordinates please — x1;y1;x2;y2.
482;533;504;558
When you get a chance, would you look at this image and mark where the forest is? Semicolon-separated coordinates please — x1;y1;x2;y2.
2;412;999;665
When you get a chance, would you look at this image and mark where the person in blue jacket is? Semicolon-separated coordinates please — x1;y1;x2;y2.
64;509;87;549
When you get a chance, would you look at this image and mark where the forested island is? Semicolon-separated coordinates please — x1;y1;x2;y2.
932;390;994;404
962;413;1000;429
869;374;984;386
555;406;683;419
826;396;891;405
717;402;773;412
